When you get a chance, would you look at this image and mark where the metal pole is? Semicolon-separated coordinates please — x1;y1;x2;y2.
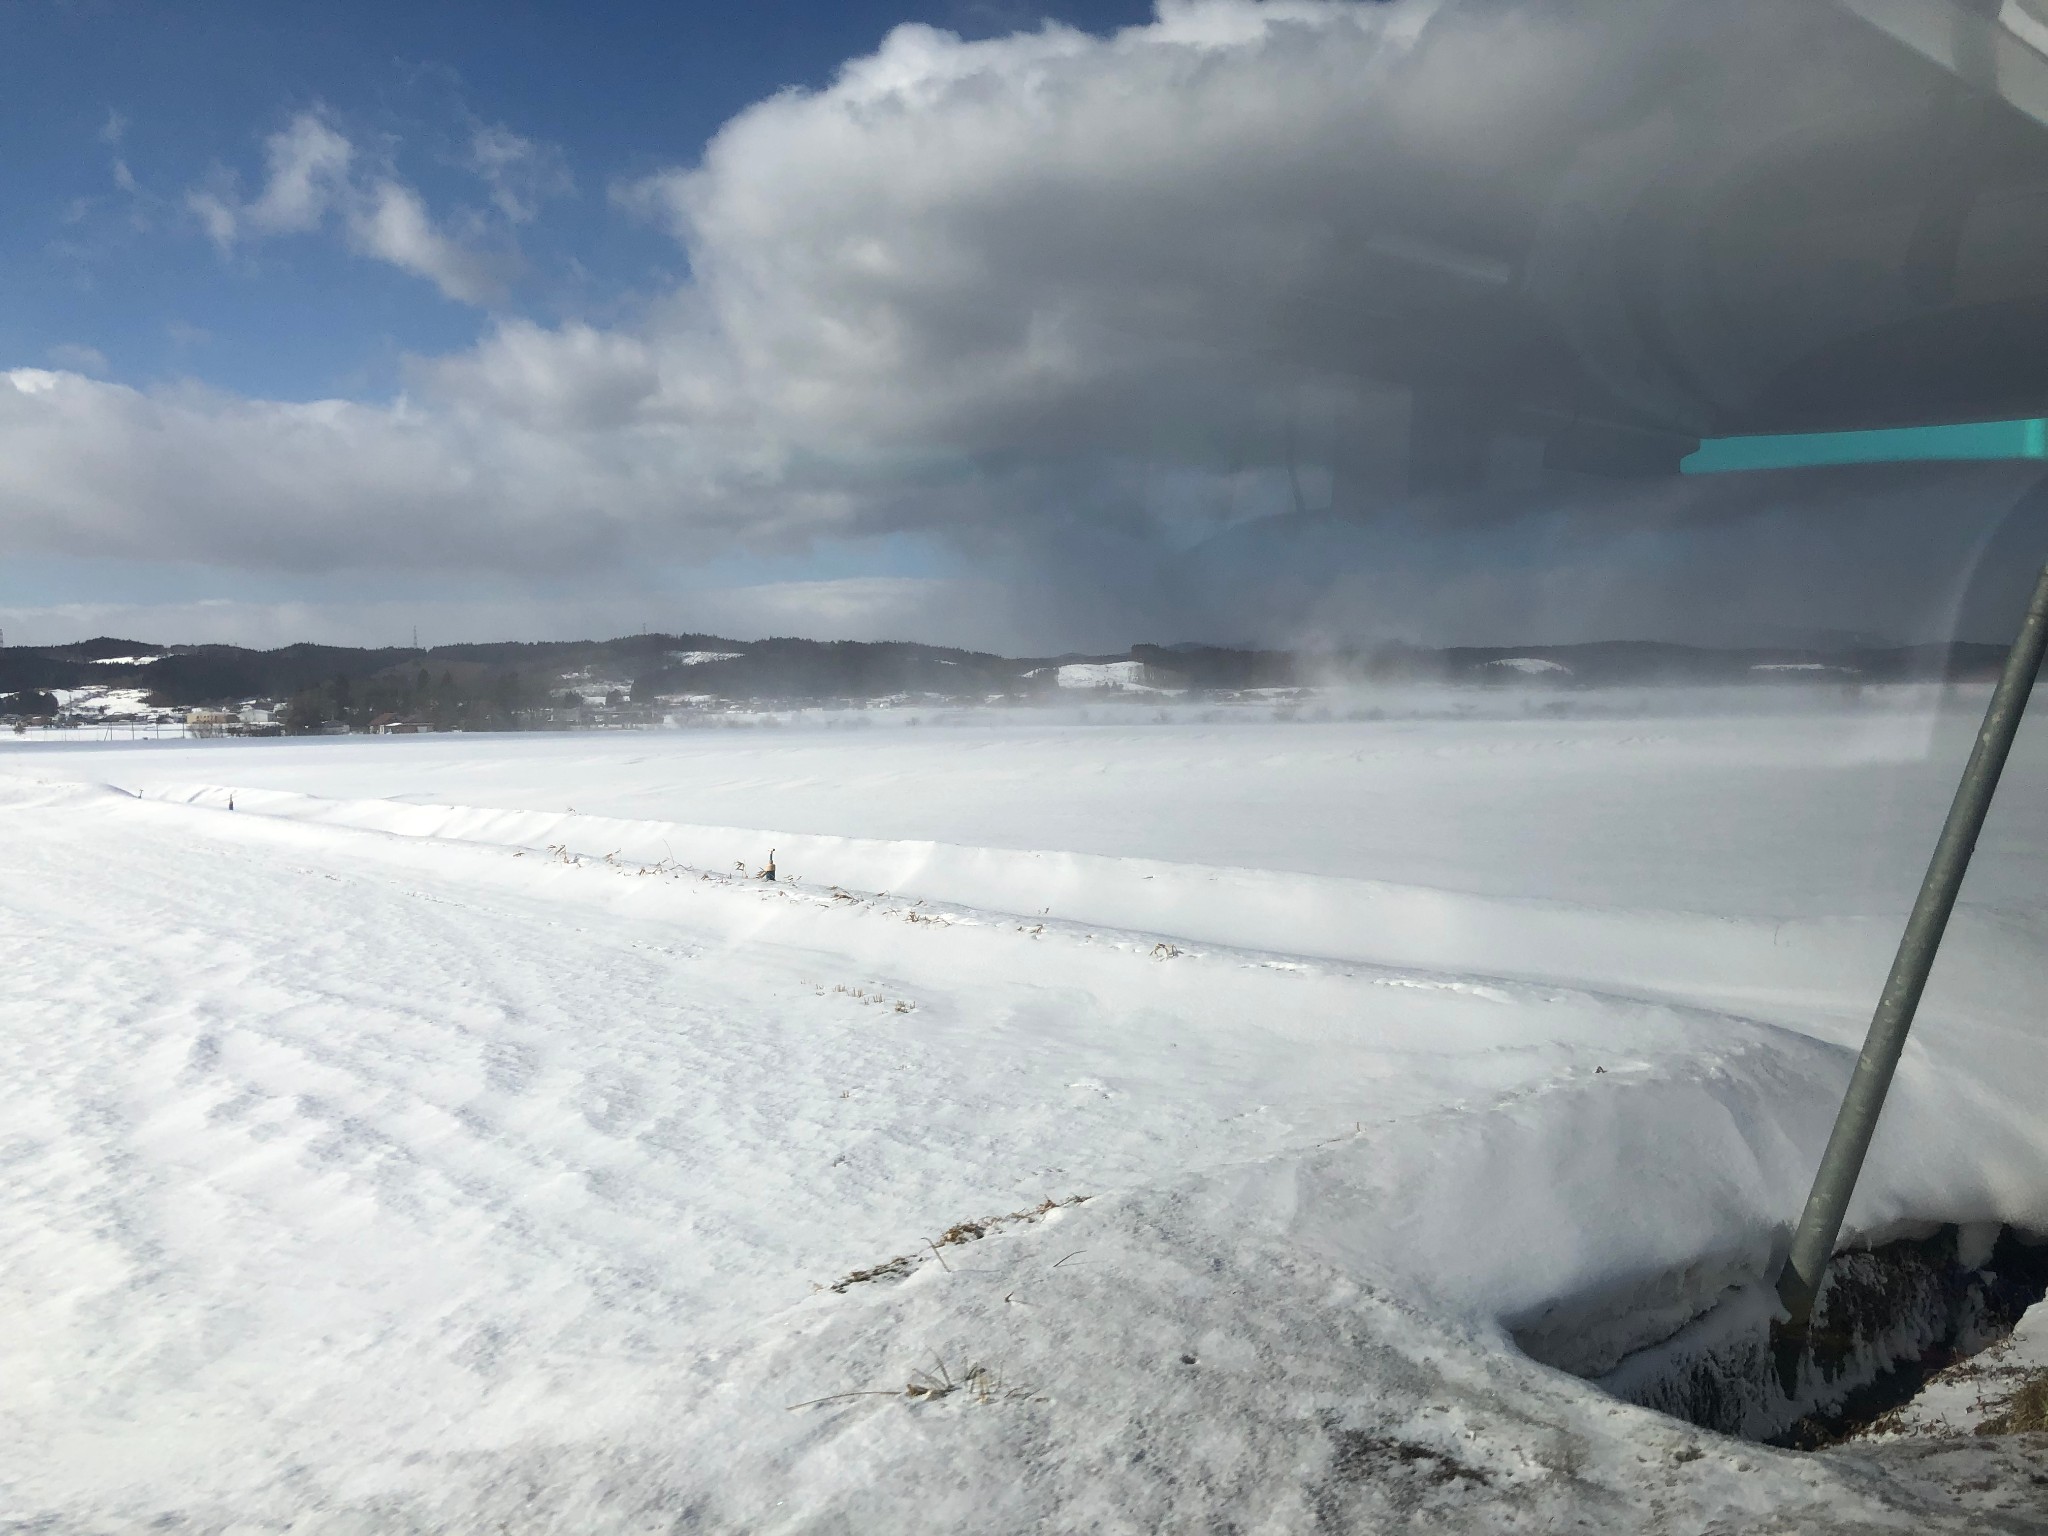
1777;557;2048;1332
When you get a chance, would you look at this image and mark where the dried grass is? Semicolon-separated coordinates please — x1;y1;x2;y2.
789;1353;1043;1411
1978;1371;2048;1435
824;1196;1089;1293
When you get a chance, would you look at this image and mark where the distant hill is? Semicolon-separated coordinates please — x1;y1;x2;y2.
1419;641;2008;686
0;631;2016;709
0;636;171;692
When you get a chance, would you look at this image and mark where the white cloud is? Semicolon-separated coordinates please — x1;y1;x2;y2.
187;188;238;249
6;1;1986;650
189;111;510;304
349;179;507;305
63;1;1484;588
0;353;849;576
241;112;354;239
625;0;1440;458
186;114;338;250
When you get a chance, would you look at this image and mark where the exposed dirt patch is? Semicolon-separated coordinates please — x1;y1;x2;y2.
936;1194;1088;1249
1328;1429;1491;1488
828;1254;918;1294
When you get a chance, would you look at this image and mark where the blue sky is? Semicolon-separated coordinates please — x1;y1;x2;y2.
3;0;1149;402
5;0;1207;649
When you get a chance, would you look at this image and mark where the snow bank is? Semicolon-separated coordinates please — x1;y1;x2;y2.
116;779;2048;1343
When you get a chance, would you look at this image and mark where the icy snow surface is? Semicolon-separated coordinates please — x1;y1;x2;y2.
5;698;2048;1531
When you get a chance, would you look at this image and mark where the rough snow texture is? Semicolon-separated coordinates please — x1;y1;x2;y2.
5;699;2048;1531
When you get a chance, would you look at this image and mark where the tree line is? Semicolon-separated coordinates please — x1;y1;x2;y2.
282;667;581;732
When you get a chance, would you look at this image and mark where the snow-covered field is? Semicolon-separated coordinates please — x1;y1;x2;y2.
5;696;2048;1531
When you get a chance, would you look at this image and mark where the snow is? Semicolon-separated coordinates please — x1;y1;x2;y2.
555;667;638;702
3;697;2047;1530
86;654;163;666
47;685;157;718
669;650;743;665
1054;660;1176;690
1485;656;1570;674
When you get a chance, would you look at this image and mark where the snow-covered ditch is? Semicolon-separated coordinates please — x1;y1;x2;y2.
5;710;2048;1530
1540;1222;2048;1445
1854;1275;2048;1438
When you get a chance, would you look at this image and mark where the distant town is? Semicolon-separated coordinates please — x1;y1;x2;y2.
0;632;2015;737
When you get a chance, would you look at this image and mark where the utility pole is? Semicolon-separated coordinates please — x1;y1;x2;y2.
1776;558;2048;1338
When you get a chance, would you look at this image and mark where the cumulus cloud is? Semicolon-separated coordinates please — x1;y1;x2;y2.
132;0;1472;581
626;2;1434;460
0;364;763;573
189;111;512;303
8;1;2029;648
